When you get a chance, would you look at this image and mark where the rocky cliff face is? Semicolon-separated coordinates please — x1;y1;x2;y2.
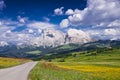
0;28;93;48
65;29;92;44
0;41;8;46
30;28;65;47
30;28;92;48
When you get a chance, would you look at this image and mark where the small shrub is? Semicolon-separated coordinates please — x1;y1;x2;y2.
58;59;65;62
48;59;52;62
73;54;77;57
85;52;97;56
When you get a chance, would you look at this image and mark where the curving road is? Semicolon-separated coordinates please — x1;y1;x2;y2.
0;61;37;80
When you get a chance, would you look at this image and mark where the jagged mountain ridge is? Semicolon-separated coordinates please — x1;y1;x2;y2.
0;28;93;47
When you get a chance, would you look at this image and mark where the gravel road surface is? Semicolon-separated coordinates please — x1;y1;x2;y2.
0;61;37;80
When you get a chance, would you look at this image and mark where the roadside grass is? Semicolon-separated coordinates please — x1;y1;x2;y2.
29;62;96;80
29;61;120;80
0;57;30;68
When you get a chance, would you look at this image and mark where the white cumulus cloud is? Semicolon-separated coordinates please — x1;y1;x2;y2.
17;16;28;23
59;0;120;40
104;28;120;36
27;21;56;29
61;0;120;28
60;19;69;28
54;7;64;15
65;9;74;15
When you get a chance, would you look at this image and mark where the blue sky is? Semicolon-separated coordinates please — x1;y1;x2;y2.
1;0;87;24
0;0;120;45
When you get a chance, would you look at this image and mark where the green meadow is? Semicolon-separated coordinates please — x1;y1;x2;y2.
29;48;120;80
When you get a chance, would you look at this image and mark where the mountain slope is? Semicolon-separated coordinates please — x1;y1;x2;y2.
0;40;120;58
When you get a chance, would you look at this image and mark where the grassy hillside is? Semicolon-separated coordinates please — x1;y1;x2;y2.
0;40;120;58
53;48;120;62
29;48;120;80
0;57;30;68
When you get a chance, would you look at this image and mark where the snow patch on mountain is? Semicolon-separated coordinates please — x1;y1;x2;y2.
30;28;65;47
29;28;93;47
0;41;8;46
0;28;93;48
65;29;92;44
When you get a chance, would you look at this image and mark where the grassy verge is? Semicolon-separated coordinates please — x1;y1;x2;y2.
29;61;120;80
0;57;31;69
